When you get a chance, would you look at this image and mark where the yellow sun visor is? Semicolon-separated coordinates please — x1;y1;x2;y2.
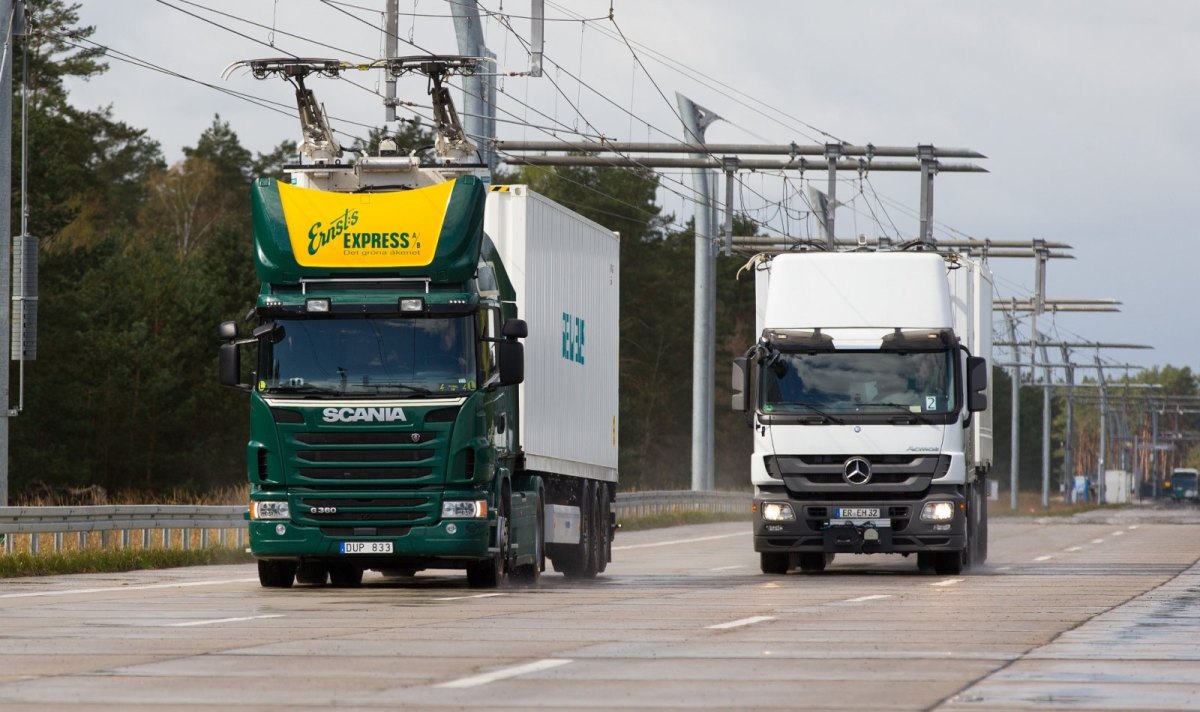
277;180;456;268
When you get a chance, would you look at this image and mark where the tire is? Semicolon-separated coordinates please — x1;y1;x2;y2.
328;564;363;587
760;551;790;574
977;480;989;565
560;480;599;579
933;549;965;575
295;561;328;585
467;491;508;589
593;483;609;574
797;552;832;572
258;559;296;588
916;552;937;574
509;488;544;586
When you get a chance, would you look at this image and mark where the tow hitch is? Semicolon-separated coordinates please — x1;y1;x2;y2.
823;519;893;553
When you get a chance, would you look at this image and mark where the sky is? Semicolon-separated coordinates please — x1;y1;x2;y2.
63;0;1200;373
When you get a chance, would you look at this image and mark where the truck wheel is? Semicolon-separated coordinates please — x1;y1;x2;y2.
560;481;599;579
258;560;296;588
509;488;543;586
916;553;937;574
797;553;832;572
593;483;609;574
977;481;989;565
467;494;508;589
933;550;965;575
328;564;364;587
760;552;790;574
295;561;328;585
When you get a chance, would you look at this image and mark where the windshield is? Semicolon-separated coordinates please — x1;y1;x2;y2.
259;316;477;397
760;349;956;416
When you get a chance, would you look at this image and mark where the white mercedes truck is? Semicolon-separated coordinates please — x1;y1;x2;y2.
731;250;992;575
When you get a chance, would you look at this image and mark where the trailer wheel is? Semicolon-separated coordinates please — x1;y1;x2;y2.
258;560;296;588
977;480;989;565
560;480;599;579
594;482;610;574
760;552;790;574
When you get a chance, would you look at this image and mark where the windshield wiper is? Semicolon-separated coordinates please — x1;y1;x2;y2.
770;401;845;425
347;382;436;397
868;402;938;424
267;384;341;397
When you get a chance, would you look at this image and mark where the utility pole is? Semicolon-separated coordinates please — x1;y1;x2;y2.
1060;344;1075;499
677;93;719;491
1096;355;1108;504
0;1;15;506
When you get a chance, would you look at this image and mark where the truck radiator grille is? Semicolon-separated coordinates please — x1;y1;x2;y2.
299;497;426;508
321;527;411;536
297;467;432;480
306;511;423;522
296;449;433;463
295;432;433;445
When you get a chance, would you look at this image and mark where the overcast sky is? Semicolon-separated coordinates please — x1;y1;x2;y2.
65;1;1200;372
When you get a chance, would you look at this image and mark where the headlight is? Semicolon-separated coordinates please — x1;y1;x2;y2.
920;501;955;523
761;502;796;522
442;499;488;519
251;500;290;520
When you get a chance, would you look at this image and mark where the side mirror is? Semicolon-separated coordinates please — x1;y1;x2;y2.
502;318;528;339
967;355;988;412
497;340;524;386
218;321;237;340
219;342;242;387
731;357;748;412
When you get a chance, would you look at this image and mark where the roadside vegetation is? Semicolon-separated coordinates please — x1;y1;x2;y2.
0;547;251;578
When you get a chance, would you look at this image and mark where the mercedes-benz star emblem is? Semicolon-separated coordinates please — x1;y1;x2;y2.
843;457;872;485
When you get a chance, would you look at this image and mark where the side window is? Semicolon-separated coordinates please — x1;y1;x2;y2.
478;307;499;380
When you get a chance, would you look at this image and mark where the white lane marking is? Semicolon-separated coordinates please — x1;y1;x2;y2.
613;531;748;552
995;566;1012;572
930;579;963;587
1112;531;1125;537
1065;546;1082;552
709;565;745;572
167;614;284;627
841;594;891;603
1033;555;1054;562
0;578;259;600
1129;525;1140;530
707;615;776;629
433;593;506;602
1091;538;1105;544
435;658;572;689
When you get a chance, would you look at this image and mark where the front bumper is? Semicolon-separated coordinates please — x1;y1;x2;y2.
753;487;965;555
249;519;491;567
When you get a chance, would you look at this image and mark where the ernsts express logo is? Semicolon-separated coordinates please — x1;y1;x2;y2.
307;208;420;256
322;407;407;423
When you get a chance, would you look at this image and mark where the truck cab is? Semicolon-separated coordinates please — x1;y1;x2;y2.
733;251;992;575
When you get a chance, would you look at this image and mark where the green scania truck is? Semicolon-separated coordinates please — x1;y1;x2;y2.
218;60;619;589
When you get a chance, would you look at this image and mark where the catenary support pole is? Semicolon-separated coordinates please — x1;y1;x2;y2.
1095;355;1108;504
384;0;398;122
678;93;717;491
1005;309;1020;510
450;0;494;170
0;1;14;506
1060;345;1075;500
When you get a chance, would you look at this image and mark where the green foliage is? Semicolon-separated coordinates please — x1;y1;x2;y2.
0;547;252;578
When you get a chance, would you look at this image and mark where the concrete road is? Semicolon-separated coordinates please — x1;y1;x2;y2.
1;507;1199;710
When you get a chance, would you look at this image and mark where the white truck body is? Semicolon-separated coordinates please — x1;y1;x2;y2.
485;185;620;483
740;250;993;574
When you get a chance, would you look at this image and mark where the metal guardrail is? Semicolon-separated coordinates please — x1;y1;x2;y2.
0;491;751;555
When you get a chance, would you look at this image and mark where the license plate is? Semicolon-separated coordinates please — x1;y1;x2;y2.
835;507;881;519
340;541;393;554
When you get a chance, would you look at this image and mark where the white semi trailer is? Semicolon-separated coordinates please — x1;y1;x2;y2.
732;251;993;575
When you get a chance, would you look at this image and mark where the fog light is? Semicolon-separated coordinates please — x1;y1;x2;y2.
442;500;487;519
446;523;458;535
305;298;330;313
275;523;287;535
251;500;290;520
920;501;955;522
762;502;796;522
